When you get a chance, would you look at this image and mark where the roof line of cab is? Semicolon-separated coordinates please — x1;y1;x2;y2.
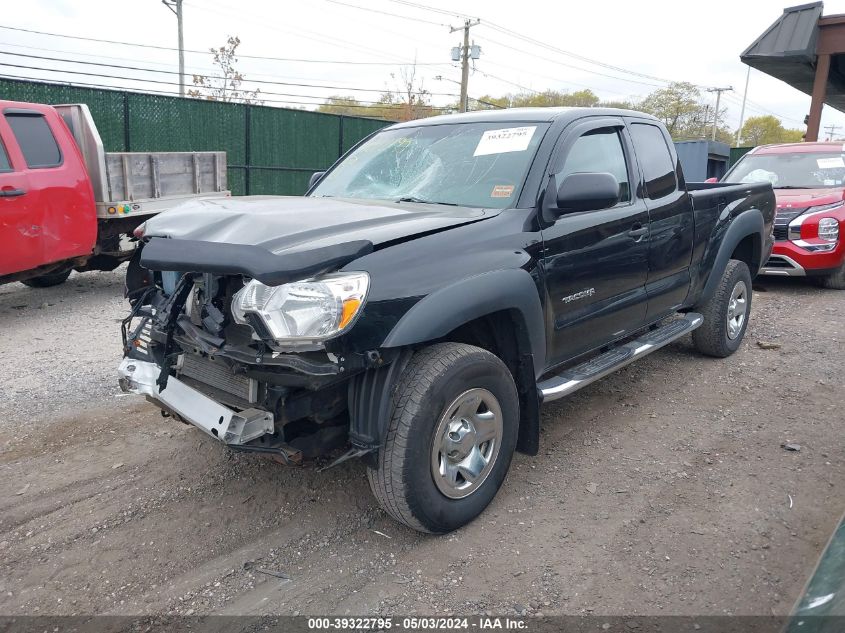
386;107;661;129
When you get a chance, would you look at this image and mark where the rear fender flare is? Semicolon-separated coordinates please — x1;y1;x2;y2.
697;208;763;304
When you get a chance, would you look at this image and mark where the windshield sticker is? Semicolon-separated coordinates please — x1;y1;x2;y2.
491;185;515;198
817;156;845;169
474;126;537;157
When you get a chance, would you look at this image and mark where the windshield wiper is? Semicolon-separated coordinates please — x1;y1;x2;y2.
774;186;812;189
395;196;460;206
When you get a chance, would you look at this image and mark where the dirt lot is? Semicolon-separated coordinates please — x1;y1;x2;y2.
0;270;842;617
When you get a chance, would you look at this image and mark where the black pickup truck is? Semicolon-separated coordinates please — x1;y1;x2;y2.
118;108;775;533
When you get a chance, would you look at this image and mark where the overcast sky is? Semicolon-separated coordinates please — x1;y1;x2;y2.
5;0;845;137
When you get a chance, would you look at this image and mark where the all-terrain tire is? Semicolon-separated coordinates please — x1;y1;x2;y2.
692;259;753;358
817;261;845;290
366;342;519;534
21;269;72;288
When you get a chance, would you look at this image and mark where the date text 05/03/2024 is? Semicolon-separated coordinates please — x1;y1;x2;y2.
306;616;527;630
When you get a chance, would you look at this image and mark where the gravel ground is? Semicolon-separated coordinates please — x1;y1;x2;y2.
0;270;842;617
0;269;127;425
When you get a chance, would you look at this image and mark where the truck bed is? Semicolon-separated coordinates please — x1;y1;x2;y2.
55;104;228;219
100;151;227;218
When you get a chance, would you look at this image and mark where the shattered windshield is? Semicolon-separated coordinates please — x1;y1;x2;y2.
310;121;549;208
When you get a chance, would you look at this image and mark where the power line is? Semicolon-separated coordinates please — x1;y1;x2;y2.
720;92;803;126
324;0;450;27
0;73;456;114
473;67;540;95
378;0;681;86
0;24;444;66
473;34;668;90
476;56;645;100
329;1;666;98
0;50;461;97
184;0;420;66
385;0;474;21
0;61;461;107
482;22;680;86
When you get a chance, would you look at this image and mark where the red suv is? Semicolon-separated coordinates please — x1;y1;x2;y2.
723;142;845;289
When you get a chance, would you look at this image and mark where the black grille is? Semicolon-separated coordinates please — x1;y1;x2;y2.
764;256;796;269
773;207;804;241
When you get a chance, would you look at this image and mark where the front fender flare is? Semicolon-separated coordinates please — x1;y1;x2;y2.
380;268;546;376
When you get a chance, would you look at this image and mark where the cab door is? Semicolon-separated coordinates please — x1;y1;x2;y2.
626;120;694;319
0;105;96;278
0;116;37;276
540;118;651;367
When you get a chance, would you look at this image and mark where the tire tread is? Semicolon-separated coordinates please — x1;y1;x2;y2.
367;343;513;533
692;259;751;358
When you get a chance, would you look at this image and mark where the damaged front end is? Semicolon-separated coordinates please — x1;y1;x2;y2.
118;237;388;464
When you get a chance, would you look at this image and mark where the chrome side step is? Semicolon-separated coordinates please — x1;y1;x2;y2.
537;313;703;403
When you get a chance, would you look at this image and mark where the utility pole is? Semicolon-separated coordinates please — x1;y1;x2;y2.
824;124;841;141
706;86;733;141
450;19;480;113
162;0;185;97
736;67;751;146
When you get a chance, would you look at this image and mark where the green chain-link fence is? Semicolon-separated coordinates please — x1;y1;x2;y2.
0;78;391;195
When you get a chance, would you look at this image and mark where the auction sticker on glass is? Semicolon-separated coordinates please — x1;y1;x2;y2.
817;156;845;169
474;126;537;156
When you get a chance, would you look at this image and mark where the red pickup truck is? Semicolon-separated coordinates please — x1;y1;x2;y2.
723;142;845;289
0;100;228;288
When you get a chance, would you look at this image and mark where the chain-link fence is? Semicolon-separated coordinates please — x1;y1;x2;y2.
0;77;390;195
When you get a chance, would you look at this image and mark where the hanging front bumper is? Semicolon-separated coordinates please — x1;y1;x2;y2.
117;357;274;445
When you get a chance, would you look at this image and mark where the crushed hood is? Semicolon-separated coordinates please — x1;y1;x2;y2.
142;195;498;254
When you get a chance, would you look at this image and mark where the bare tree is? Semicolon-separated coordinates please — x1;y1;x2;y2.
188;36;262;104
380;63;438;121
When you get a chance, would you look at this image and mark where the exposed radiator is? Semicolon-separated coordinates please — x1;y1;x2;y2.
178;353;257;405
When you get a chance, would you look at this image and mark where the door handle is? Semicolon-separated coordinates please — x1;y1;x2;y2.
0;188;26;198
628;225;648;238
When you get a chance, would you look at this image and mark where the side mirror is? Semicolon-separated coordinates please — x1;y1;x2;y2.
553;172;620;215
308;171;326;191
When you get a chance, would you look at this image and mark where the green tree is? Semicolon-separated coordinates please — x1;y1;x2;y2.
513;89;600;108
598;99;638;110
739;115;804;145
638;82;710;137
188;36;262;104
317;96;374;117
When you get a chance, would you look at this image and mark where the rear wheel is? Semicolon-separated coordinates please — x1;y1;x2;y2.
366;343;518;534
21;269;72;288
817;261;845;290
692;259;752;358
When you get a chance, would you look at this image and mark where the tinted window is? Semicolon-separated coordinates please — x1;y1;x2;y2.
630;123;677;199
0;140;10;172
557;128;630;202
5;113;62;168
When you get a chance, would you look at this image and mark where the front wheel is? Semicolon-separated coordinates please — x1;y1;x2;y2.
692;259;753;358
366;343;519;534
817;260;845;290
21;268;72;288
